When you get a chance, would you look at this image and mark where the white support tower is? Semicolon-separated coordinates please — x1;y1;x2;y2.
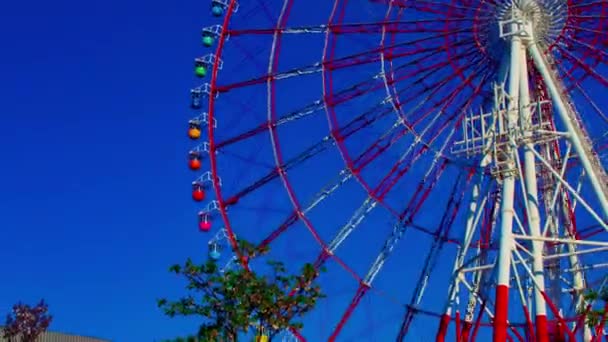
450;2;607;341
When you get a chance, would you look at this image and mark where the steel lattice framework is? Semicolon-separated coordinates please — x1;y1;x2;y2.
185;0;608;341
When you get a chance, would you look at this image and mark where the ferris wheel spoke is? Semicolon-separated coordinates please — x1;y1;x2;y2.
335;117;419;213
326;62;482;214
309;158;456;288
328;95;422;159
390;73;489;128
553;53;604;95
324;58;467;113
369;102;464;201
336;74;457;173
371;133;438;200
396;171;472;337
348;122;409;174
565;76;608;126
216;64;323;92
325;28;476;72
563;24;607;37
335;104;395;140
327;160;454;340
563;36;608;61
384;47;482;91
369;160;453;285
229;39;271;74
227;18;481;36
382;0;496;16
257;169;354;249
391;62;489;140
554;46;608;88
229;83;446;215
346;125;421;186
371;0;493;12
382;61;470;107
216;27;475;95
385;51;489;126
385;33;481;64
577;223;608;240
323;61;435;110
296;196;382;278
323;36;485;116
338;66;489;202
388;52;478;84
389;41;487;84
569;1;608;10
221;136;335;204
259;0;372;312
223;105;424;248
324;198;379;259
381;31;486;79
569;14;608;21
214;100;325;149
215;70;397;150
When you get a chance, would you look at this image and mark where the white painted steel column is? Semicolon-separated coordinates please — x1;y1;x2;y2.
519;45;549;341
562;195;593;341
528;43;608;220
494;21;521;342
528;32;597;342
437;255;461;341
495;177;516;342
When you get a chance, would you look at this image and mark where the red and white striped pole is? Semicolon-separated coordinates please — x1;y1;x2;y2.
493;12;522;341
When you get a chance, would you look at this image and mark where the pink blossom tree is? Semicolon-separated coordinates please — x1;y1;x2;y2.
2;300;52;342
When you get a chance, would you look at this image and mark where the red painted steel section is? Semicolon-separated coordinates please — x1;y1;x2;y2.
536;315;549;342
494;284;510;342
436;314;450;342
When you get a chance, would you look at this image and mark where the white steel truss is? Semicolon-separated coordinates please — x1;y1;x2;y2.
446;4;608;341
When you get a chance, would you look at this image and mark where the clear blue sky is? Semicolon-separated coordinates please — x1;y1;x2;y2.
0;0;220;340
1;0;606;341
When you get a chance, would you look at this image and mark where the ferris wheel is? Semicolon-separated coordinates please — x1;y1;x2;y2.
185;0;608;340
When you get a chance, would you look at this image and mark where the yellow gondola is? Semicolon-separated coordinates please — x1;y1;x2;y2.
255;335;269;342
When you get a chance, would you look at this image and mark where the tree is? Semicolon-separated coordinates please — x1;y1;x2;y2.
158;240;325;341
581;286;608;331
2;300;52;342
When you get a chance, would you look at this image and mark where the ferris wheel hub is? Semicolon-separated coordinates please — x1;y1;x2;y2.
478;1;567;62
499;0;567;44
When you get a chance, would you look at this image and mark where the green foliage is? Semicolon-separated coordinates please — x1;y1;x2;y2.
580;286;608;328
158;240;325;341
